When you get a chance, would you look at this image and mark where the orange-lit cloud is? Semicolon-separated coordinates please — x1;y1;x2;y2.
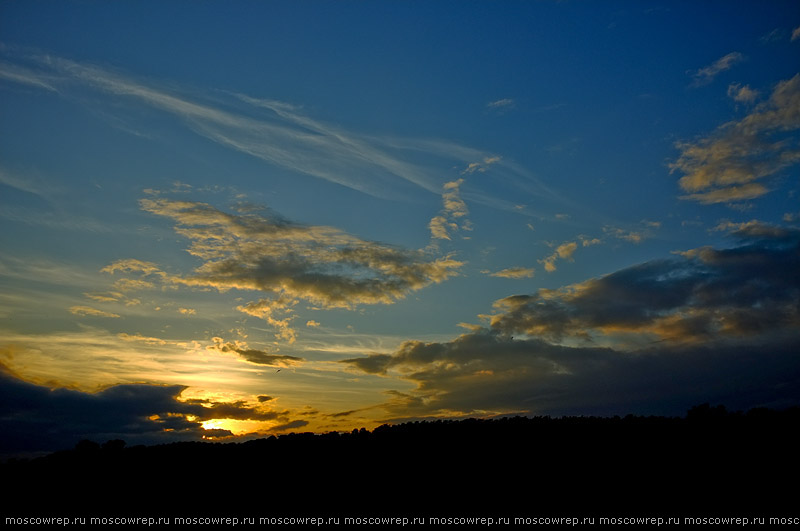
342;226;800;418
429;179;471;241
486;267;535;279
495;225;800;344
539;236;603;274
672;74;800;204
101;197;463;341
0;363;303;453
68;306;120;318
603;221;659;244
461;156;501;175
727;83;759;104
539;241;578;273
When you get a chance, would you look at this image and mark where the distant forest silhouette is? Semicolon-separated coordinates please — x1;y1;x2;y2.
4;404;798;516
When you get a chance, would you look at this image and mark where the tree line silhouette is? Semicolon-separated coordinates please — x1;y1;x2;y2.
3;404;798;516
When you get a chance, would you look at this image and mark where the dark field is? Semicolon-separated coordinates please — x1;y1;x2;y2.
4;405;798;518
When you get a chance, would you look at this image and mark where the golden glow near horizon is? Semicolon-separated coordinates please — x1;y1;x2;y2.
2;2;799;456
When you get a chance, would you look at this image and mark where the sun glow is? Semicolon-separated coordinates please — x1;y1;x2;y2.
201;418;274;436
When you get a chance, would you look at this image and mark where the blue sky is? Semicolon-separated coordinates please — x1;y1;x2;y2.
1;0;799;454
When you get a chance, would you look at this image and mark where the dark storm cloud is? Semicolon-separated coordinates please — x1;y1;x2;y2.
342;354;395;375
343;227;800;418
489;226;800;342
0;364;279;455
403;335;800;417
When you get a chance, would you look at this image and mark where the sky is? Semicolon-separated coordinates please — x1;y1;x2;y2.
1;0;799;456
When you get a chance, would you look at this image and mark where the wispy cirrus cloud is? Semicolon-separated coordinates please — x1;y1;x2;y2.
0;60;58;92
690;52;744;87
760;28;787;44
486;98;515;113
0;167;127;233
0;49;549;204
672;74;800;204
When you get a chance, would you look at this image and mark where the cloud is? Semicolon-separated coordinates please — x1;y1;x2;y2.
428;216;456;241
727;83;759;104
461;156;502;175
710;219;797;241
68;306;121;318
760;28;787;44
690;52;744;87
0;365;288;455
672;74;800;204
539;234;604;273
486;267;535;279
306;320;320;328
792;26;800;41
344;332;800;419
486;99;515;113
603;222;658;244
342;227;800;418
237;297;298;343
83;292;122;303
0;50;532;202
207;337;303;367
0;167;52;199
102;197;462;341
429;179;471;241
0;61;58;92
341;353;396;375
539;241;579;273
495;226;800;344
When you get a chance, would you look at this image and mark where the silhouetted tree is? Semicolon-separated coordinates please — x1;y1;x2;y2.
102;439;126;451
73;439;100;453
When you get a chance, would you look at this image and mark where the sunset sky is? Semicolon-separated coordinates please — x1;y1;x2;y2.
2;0;799;455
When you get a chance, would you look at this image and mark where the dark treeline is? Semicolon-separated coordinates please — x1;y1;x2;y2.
4;404;798;516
